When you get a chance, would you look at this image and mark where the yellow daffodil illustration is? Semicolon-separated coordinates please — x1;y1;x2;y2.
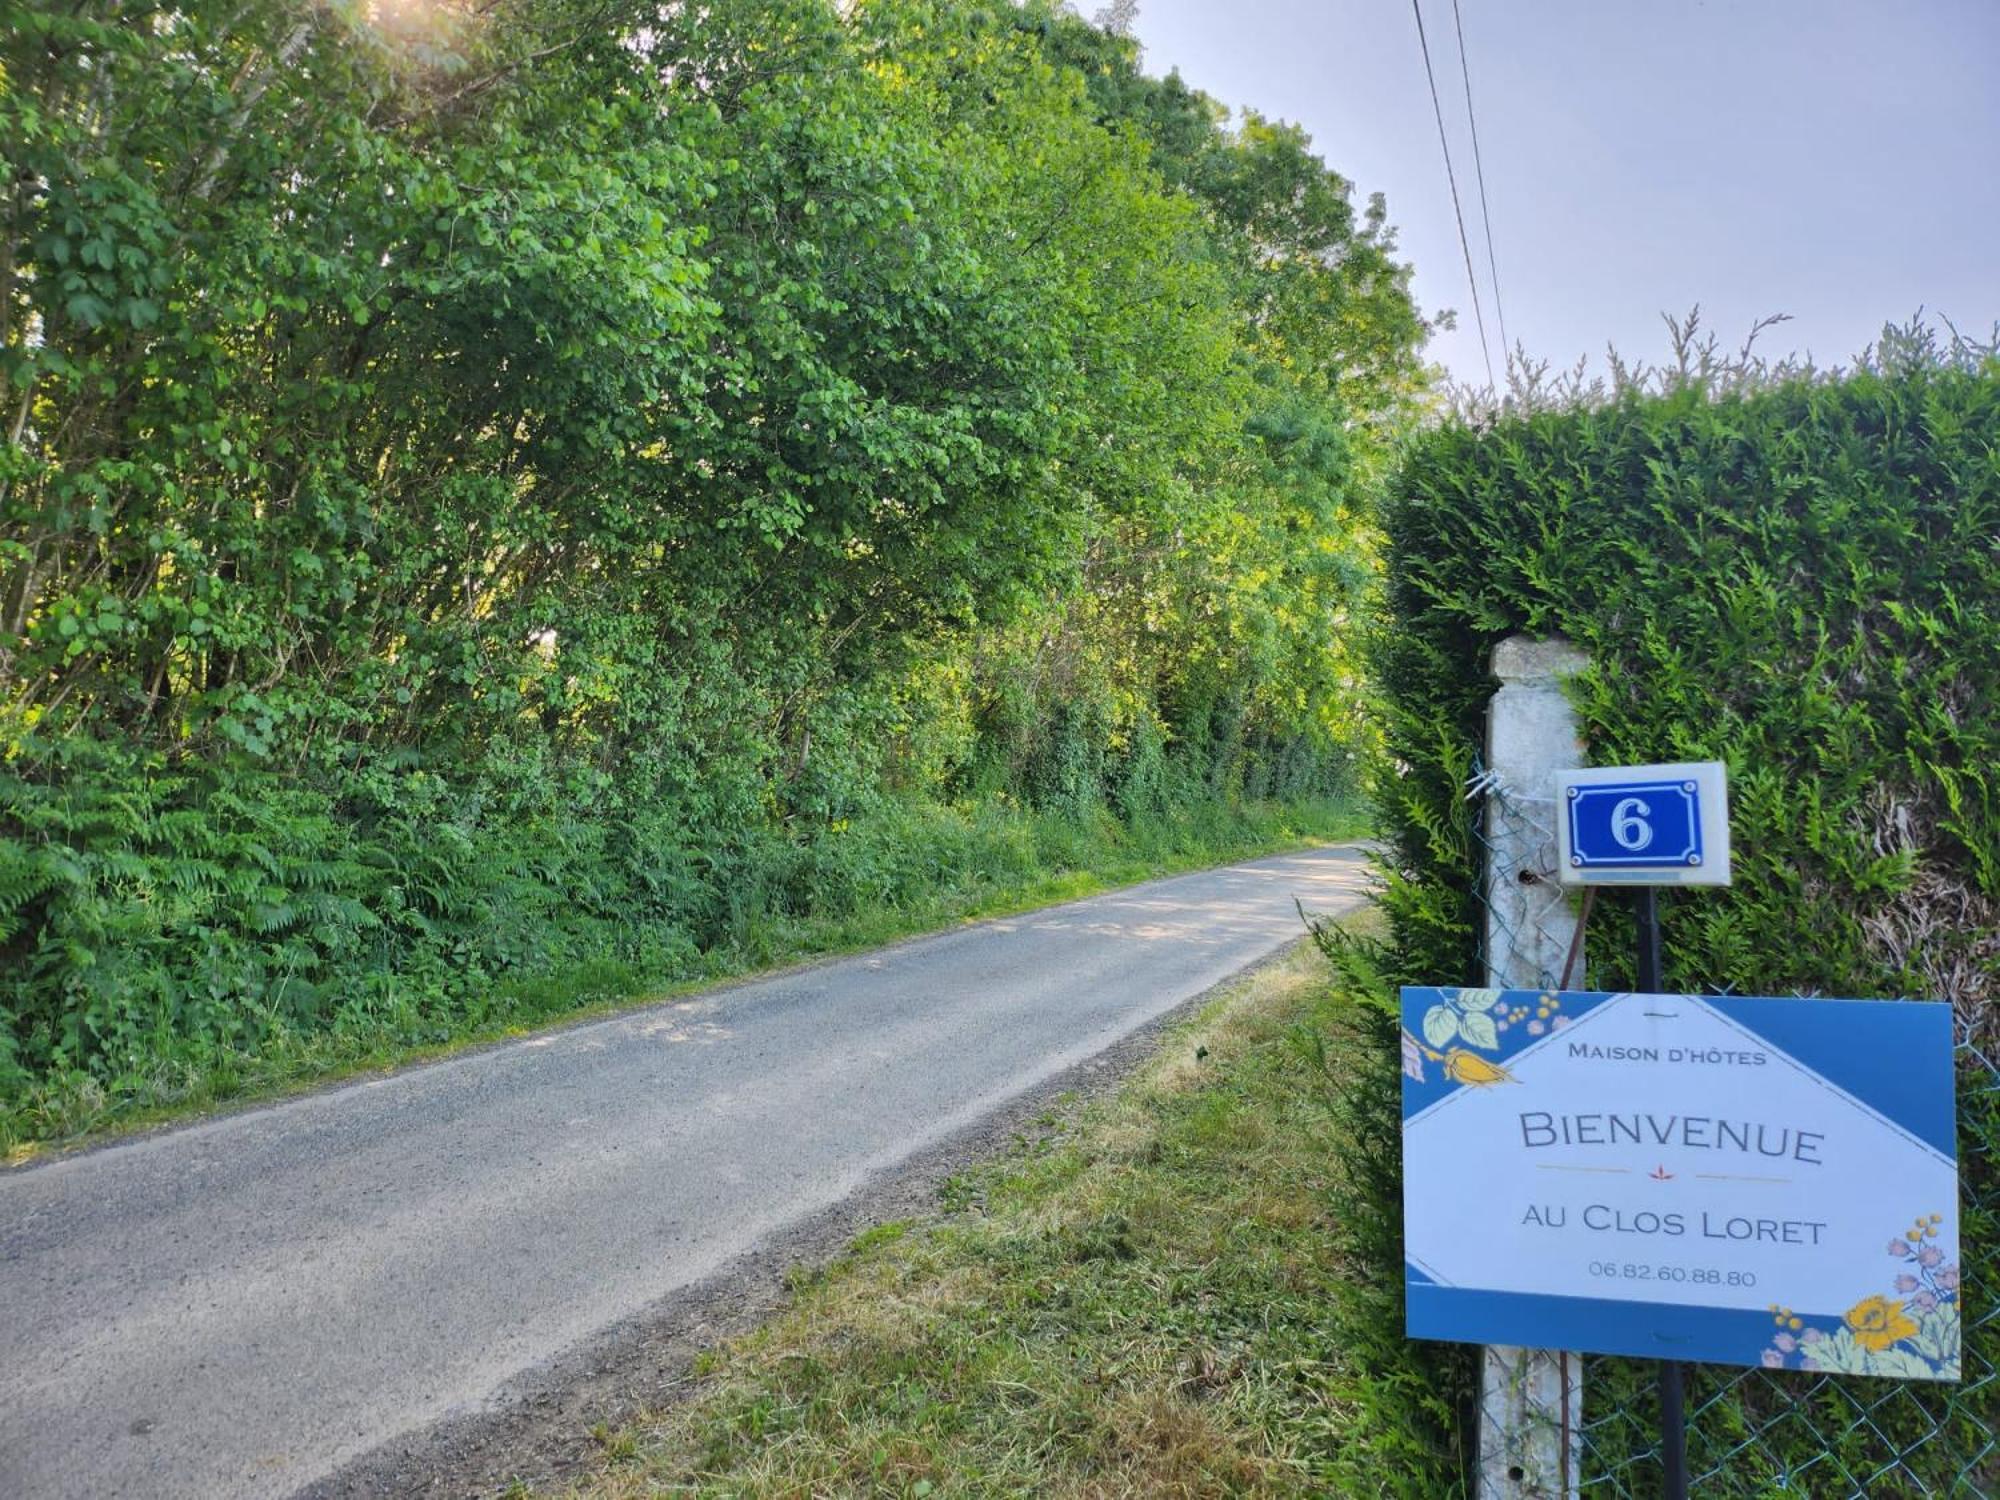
1844;1294;1920;1352
1763;1213;1960;1379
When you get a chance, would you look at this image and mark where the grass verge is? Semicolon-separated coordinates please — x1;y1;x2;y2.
549;917;1384;1499
4;796;1367;1161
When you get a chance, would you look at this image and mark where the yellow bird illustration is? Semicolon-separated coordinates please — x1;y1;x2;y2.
1442;1048;1516;1086
1404;1032;1517;1087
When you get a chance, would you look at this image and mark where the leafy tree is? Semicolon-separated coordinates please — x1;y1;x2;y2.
0;0;1424;1115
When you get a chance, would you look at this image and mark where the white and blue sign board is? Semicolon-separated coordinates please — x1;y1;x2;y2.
1557;761;1732;887
1401;987;1960;1378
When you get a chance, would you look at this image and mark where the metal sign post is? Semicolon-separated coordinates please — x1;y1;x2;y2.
1634;885;1687;1500
1559;762;1732;1500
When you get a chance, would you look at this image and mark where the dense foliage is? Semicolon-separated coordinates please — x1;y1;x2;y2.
0;0;1422;1134
1323;344;2000;1491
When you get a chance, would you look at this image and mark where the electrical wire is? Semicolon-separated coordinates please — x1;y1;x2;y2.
1410;0;1495;387
1451;0;1509;360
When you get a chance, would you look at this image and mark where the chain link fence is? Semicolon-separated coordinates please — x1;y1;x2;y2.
1468;763;1998;1498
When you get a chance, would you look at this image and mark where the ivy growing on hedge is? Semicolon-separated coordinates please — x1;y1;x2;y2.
1322;348;2000;1491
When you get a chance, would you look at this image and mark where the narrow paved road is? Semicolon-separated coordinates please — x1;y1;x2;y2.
0;847;1371;1499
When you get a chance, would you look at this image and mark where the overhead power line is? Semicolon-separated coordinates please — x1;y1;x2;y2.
1409;0;1495;387
1451;0;1509;359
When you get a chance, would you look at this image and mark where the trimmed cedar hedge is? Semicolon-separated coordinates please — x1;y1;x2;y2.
1320;358;2000;1494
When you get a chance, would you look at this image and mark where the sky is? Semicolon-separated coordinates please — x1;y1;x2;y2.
1128;0;2000;389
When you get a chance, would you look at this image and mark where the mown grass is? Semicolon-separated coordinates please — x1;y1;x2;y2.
551;923;1384;1500
4;795;1366;1160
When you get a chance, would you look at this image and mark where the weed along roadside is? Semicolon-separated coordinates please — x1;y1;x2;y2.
3;800;1364;1160
543;930;1385;1499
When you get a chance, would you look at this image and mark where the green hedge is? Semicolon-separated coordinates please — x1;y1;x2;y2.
1322;356;2000;1493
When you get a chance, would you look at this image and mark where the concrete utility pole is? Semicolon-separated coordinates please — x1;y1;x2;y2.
1478;635;1587;1500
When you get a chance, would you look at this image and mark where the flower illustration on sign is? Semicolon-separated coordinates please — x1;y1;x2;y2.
1761;1213;1960;1379
1401;1029;1426;1083
1844;1295;1919;1352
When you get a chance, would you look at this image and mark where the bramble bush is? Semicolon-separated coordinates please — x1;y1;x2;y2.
1315;329;2000;1493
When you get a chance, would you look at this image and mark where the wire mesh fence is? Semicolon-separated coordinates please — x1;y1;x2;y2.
1467;762;1998;1498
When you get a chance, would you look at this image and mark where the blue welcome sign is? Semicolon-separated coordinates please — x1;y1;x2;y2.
1401;986;1960;1379
1557;761;1732;887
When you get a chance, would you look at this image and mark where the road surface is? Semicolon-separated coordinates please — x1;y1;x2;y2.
0;846;1371;1498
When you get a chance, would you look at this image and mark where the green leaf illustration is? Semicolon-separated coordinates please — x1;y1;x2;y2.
1910;1304;1960;1364
1422;1005;1460;1049
1454;987;1504;1013
1865;1347;1937;1380
1458;1011;1500;1051
1800;1329;1872;1376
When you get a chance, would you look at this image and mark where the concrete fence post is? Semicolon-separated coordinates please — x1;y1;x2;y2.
1478;635;1588;1499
